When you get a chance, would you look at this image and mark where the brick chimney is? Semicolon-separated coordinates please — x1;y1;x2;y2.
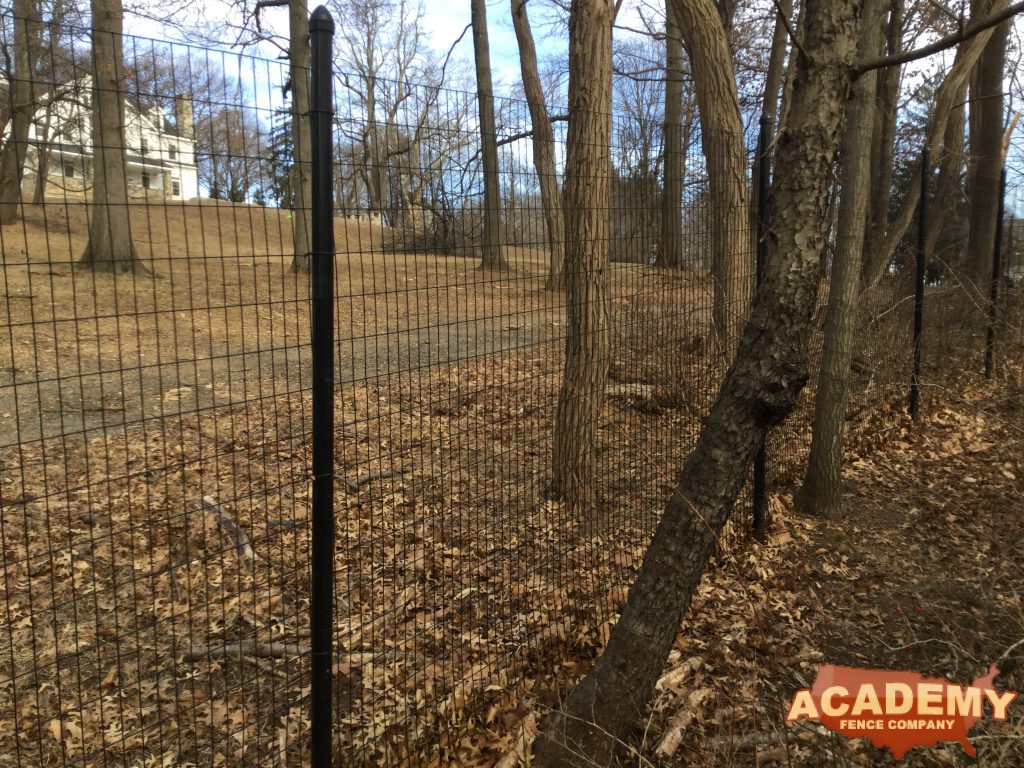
173;95;194;139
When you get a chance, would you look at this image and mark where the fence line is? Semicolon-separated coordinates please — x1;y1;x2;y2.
0;9;1021;766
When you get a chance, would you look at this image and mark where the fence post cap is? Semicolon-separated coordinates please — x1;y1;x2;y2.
309;5;335;33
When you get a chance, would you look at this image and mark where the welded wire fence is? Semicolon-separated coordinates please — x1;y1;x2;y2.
1;10;1022;767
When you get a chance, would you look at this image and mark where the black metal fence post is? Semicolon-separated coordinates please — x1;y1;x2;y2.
985;167;1007;379
752;113;770;542
309;7;336;768
910;147;928;419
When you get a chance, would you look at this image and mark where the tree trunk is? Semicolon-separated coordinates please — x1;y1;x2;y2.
924;101;965;264
78;0;143;273
549;0;613;514
795;0;883;519
864;0;902;273
749;0;791;252
0;0;38;225
534;0;861;762
860;4;1004;289
289;0;313;272
511;0;564;288
966;8;1008;288
674;0;751;361
658;8;684;269
472;0;508;270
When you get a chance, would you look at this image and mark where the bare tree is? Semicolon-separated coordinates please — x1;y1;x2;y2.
0;0;40;224
861;2;1006;288
512;0;565;288
535;0;863;761
657;5;683;268
674;0;750;361
549;0;613;515
796;0;884;519
79;0;145;272
471;0;508;269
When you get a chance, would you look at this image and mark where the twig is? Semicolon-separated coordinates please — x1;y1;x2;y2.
201;496;255;564
772;0;806;60
184;639;309;661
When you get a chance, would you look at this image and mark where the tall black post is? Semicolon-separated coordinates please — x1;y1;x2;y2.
984;167;1007;379
752;113;770;542
910;147;928;420
308;7;335;768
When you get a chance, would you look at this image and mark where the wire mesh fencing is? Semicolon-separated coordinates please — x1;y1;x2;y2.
1;9;1022;767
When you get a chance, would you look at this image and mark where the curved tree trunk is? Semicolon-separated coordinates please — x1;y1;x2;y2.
549;0;613;515
657;7;684;269
534;0;861;762
472;0;509;270
795;0;883;519
674;0;750;361
0;0;38;225
511;0;563;287
289;0;313;272
79;0;143;273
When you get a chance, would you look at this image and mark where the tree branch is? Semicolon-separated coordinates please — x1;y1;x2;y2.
855;1;1024;75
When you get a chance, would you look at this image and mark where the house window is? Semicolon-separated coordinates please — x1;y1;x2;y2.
141;171;151;189
172;178;180;197
63;163;74;178
140;138;148;156
168;144;176;160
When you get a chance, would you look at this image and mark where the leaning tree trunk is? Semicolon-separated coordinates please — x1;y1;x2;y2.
966;9;1008;289
511;0;563;288
472;0;509;270
795;0;883;519
674;0;750;362
534;0;861;763
657;7;683;269
0;0;38;225
79;0;142;273
289;0;313;272
549;0;613;515
861;0;1006;289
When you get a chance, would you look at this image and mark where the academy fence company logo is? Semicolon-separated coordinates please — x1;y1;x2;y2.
786;664;1018;759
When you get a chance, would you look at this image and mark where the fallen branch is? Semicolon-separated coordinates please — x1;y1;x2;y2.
184;639;309;661
655;687;714;758
201;495;255;564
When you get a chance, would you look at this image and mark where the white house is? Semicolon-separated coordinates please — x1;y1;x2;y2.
16;77;200;201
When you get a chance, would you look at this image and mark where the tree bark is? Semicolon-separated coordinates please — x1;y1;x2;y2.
511;0;564;288
534;0;861;762
78;0;143;273
0;0;38;225
865;0;902;273
472;0;508;270
966;7;1008;288
860;3;1004;289
657;7;684;269
795;0;883;519
289;0;313;272
674;0;751;362
549;0;613;515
